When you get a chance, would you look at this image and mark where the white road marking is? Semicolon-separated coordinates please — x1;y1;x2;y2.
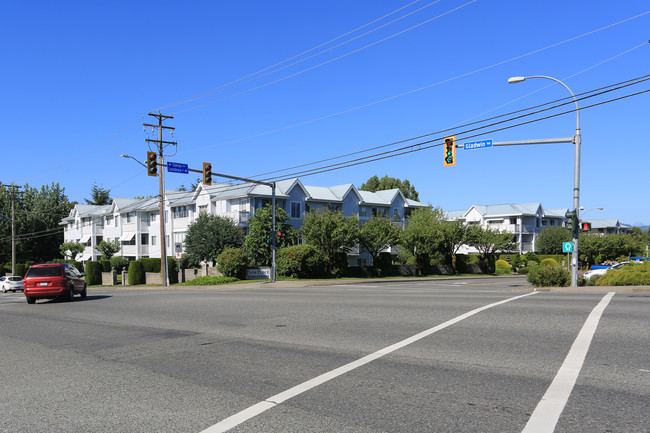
521;292;615;433
200;292;538;433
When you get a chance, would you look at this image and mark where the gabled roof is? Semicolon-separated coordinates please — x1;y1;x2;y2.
544;208;569;218
111;198;141;213
589;219;621;229
468;203;543;217
304;185;341;202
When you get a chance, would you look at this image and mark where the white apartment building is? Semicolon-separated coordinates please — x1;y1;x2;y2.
60;178;427;264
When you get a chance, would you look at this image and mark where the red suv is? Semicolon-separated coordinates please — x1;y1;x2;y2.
23;263;87;304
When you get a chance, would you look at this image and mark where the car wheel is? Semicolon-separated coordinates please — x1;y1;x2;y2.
80;283;87;298
1;285;6;293
26;297;36;304
67;286;75;302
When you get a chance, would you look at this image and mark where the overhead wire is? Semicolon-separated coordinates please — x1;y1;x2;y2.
156;0;434;111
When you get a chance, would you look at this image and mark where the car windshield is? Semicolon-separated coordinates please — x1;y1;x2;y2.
26;267;63;277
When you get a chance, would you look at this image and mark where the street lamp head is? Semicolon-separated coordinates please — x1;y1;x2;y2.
120;154;130;158
508;76;527;84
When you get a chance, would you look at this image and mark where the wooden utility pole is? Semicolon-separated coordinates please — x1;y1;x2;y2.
1;183;22;275
144;112;176;286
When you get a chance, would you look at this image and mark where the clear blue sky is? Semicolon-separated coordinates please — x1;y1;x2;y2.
3;0;649;225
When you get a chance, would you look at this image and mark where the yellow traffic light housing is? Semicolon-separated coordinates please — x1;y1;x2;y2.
444;135;456;166
203;162;212;185
147;151;158;177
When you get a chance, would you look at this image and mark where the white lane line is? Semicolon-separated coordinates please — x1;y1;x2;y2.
522;292;615;433
200;292;538;433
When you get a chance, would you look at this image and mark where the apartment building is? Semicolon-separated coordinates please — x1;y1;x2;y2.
60;178;427;263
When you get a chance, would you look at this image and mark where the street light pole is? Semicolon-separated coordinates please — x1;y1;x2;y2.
508;75;581;287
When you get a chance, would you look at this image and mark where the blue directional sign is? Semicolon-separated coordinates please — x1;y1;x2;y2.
463;139;493;150
562;242;573;253
167;161;189;174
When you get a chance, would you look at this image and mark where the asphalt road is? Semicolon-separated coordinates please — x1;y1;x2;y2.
0;277;647;432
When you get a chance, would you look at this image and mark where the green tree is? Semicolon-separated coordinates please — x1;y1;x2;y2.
398;206;445;275
184;213;243;264
358;217;401;268
243;206;296;266
0;182;74;263
359;175;420;201
301;209;359;274
537;226;572;254
467;226;517;273
96;240;121;260
84;182;111;205
438;219;470;274
60;241;85;260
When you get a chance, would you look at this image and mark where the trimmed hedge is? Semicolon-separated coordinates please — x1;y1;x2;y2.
376;252;393;277
180;276;239;286
99;260;111;273
127;260;145;285
167;257;178;284
540;258;559;268
85;261;103;285
495;259;512;275
139;257;161;273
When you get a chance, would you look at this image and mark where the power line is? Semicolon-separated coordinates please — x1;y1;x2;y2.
156;0;443;111
244;75;650;179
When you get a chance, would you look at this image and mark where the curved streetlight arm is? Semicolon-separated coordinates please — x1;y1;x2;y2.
120;154;147;169
508;75;582;287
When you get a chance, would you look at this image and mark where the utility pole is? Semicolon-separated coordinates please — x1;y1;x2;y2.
144;112;176;286
1;183;21;276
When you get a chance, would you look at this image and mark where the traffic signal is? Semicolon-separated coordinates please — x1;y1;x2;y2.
565;210;577;231
443;135;456;166
277;230;283;242
203;162;212;185
265;229;271;244
147;151;158;177
581;221;591;232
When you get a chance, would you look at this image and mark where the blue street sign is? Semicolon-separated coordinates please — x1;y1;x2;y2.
167;161;189;174
562;242;573;253
463;139;493;150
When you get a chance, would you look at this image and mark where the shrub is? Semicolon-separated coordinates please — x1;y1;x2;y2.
596;261;650;286
127;260;145;285
277;245;327;279
99;260;111;273
110;256;129;272
527;265;570;287
85;261;103;285
180;276;239;286
540;258;559;268
139;258;161;273
517;266;531;275
25;261;35;271
495;259;512;275
15;263;26;277
167;257;178;284
524;252;539;265
217;248;248;279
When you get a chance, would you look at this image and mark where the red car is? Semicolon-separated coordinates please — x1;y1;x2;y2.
23;263;87;304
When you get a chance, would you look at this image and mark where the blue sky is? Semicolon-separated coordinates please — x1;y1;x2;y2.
3;0;649;225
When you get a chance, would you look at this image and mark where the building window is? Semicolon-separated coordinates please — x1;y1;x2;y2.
173;206;188;219
106;215;113;225
115;215;119;227
141;234;149;245
199;205;207;214
82;218;91;227
291;202;301;219
150;212;157;222
151;236;157;246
